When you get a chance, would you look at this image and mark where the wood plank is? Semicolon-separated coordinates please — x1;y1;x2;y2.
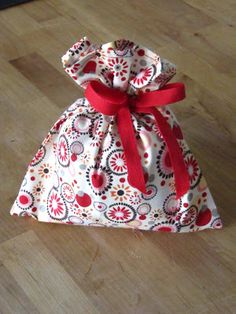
0;230;100;313
184;0;236;25
0;264;39;314
174;24;236;78
0;6;39;36
10;52;81;108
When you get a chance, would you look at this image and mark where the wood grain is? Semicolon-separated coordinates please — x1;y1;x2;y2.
0;0;235;313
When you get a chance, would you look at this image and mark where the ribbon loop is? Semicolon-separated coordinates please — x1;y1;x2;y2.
85;80;190;199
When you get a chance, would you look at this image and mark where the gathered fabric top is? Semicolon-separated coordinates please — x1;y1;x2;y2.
61;37;176;95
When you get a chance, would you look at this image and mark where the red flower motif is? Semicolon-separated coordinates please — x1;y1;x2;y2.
131;67;153;87
58;138;68;163
108;205;131;221
61;183;75;202
109;151;127;174
185;155;199;184
48;192;64;217
108;57;128;77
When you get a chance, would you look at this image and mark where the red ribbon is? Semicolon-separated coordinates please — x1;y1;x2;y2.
85;80;190;199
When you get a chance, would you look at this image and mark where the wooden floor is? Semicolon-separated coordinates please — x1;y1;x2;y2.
0;1;236;313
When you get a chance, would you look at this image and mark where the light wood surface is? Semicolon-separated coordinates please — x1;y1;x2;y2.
0;1;236;313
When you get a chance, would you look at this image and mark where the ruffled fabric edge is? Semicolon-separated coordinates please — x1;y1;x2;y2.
61;37;176;95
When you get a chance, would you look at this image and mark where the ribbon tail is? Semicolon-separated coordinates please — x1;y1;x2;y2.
149;107;190;199
116;107;147;194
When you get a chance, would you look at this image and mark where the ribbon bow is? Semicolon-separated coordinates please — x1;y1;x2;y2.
85;80;190;199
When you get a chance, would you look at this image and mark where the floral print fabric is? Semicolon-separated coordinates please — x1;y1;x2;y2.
10;38;223;232
61;37;176;94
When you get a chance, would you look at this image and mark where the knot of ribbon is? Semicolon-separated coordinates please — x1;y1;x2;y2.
85;80;190;199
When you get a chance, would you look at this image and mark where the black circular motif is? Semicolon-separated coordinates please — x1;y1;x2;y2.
150;219;181;232
142;184;157;200
156;144;174;179
163;193;182;216
137;203;151;215
72;113;94;135
70;141;84;155
16;189;34;210
60;182;75;203
86;165;113;195
47;187;68;221
107;149;128;176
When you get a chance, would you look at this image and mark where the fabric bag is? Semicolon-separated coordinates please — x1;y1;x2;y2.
10;37;223;232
